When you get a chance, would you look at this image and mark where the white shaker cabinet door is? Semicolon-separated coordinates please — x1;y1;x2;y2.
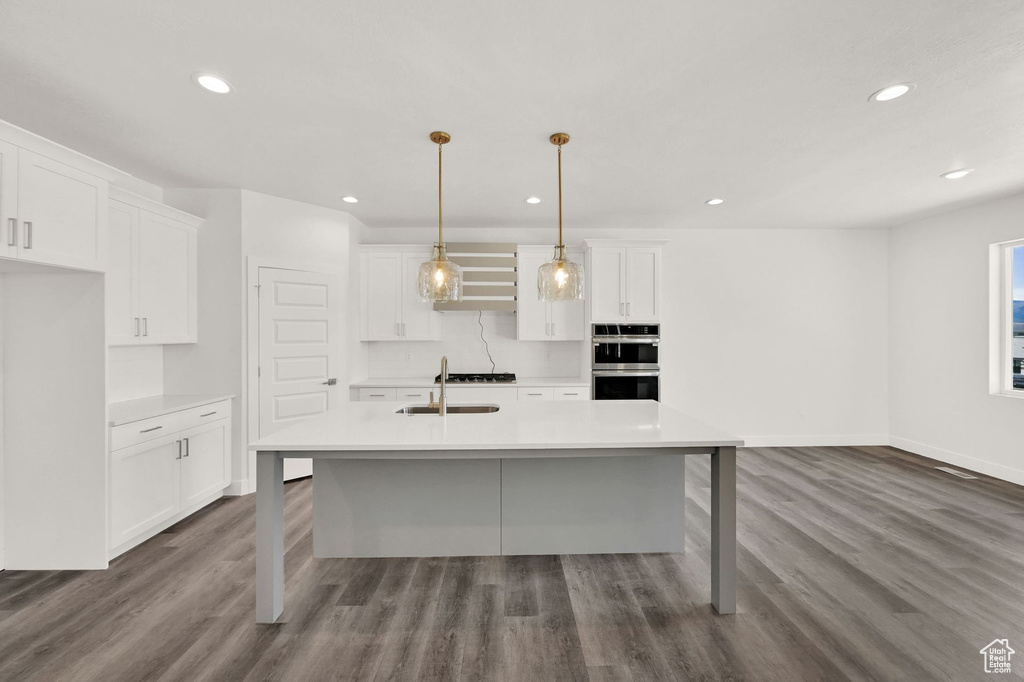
137;211;196;344
625;247;660;322
17;150;107;271
0;139;17;260
400;252;439;340
516;249;549;340
109;435;182;549
363;252;403;340
589;247;626;323
179;419;230;508
106;200;139;345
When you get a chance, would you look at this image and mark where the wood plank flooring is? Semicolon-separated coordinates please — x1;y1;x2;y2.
1;445;1023;681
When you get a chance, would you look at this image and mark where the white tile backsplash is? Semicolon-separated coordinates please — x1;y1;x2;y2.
108;346;164;403
366;312;581;379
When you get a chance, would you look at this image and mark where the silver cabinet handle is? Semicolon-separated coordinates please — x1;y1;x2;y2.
545;322;550;336
134;318;140;337
619;302;624;316
369;393;385;397
626;302;631;316
142;318;148;336
183;437;190;458
563;392;579;396
176;440;182;460
200;411;217;417
140;425;162;433
322;378;337;386
7;218;15;247
527;392;543;396
23;221;32;249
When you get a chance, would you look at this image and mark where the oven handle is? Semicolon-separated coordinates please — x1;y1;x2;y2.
592;370;661;377
593;339;659;345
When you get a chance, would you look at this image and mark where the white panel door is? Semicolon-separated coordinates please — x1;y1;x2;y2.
625;247;660;321
259;267;341;480
400;251;439;340
180;419;230;507
109;435;182;549
589;247;626;322
364;252;402;340
17;150;106;270
0;139;17;260
106;200;139;345
138;211;196;344
516;249;549;340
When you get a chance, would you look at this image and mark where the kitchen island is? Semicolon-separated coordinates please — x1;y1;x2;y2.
250;399;743;623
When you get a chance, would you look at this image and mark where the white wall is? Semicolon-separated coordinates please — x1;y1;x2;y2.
889;191;1024;485
361;225;890;445
107;346;163;403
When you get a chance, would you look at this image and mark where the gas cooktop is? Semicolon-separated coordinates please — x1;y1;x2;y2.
433;372;517;383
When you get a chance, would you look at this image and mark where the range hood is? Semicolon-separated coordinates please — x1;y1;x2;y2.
432;242;518;312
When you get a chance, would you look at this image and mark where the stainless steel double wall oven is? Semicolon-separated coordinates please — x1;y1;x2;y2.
591;324;660;401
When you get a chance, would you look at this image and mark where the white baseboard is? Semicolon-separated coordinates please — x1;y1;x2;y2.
741;434;890;448
224;478;251;496
889;436;1024;487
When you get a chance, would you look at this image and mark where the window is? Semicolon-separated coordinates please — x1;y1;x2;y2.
991;238;1024;396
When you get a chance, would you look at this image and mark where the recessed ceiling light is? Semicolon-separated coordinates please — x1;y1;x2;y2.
342;196;359;203
191;73;232;94
869;82;915;102
941;168;974;180
525;197;542;204
705;198;725;205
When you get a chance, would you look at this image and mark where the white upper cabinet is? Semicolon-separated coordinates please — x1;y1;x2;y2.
0;139;17;260
516;246;584;341
360;247;441;341
587;243;662;323
107;190;200;346
0;144;108;271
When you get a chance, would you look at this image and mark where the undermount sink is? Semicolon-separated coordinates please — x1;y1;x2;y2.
396;404;500;415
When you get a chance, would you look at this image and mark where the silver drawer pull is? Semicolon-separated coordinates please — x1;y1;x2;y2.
23;221;32;249
200;411;217;417
528;393;542;396
563;392;579;396
140;426;162;433
369;393;385;397
183;437;190;457
176;440;182;460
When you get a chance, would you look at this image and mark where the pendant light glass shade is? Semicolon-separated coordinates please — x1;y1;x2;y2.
418;131;462;302
417;243;462;302
538;245;584;301
539;133;584;302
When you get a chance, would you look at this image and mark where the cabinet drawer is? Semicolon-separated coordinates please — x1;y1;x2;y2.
111;412;182;451
518;387;554;401
554;387;588;400
179;400;232;431
359;388;397;401
397;387;433;402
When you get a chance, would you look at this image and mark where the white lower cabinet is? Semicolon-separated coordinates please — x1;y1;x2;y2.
555;387;588;400
355;384;588;402
110;434;182;549
518;387;553;401
109;402;231;557
180;419;231;508
358;387;397;401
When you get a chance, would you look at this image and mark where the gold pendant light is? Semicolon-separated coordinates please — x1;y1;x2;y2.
538;133;584;301
417;131;462;302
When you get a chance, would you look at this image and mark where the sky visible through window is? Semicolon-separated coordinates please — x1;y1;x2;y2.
1015;244;1024;302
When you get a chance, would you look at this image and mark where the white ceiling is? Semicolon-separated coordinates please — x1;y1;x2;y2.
1;0;1023;230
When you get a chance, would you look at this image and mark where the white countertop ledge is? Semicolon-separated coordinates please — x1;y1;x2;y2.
249;400;743;453
350;377;591;389
109;394;235;427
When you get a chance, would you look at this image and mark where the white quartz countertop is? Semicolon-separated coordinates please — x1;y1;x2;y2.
249;400;743;453
109;394;235;427
350;376;590;388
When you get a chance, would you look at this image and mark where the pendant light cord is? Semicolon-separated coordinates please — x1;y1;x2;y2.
557;142;563;251
478;311;496;373
437;141;443;245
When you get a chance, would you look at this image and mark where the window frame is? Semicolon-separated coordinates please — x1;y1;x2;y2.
990;237;1024;399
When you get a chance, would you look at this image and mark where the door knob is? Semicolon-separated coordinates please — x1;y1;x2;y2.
323;378;337;385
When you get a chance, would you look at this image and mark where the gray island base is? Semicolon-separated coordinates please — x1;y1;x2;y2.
251;400;742;624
